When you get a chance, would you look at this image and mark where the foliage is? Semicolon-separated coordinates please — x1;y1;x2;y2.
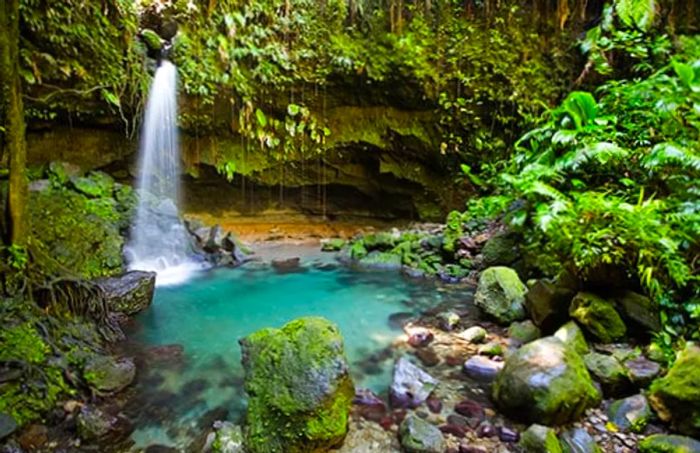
476;32;700;341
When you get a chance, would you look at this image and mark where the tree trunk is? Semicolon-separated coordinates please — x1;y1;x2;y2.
0;0;28;246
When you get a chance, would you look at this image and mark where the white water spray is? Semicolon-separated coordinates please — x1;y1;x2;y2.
126;60;202;285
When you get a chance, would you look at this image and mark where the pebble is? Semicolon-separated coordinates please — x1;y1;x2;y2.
497;426;519;443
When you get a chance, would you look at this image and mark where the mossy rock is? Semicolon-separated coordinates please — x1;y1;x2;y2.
607;394;651;433
481;232;519;266
240;317;354;453
399;414;445;453
362;232;397;250
70;171;114;198
639;434;700;453
613;290;662;333
583;352;630;397
508;320;541;344
140;28;163;52
83;356;135;394
649;343;700;437
321;238;346;252
357;251;402;271
569;292;626;343
474;266;527;324
519;424;563;453
554;321;589;355
492;336;601;425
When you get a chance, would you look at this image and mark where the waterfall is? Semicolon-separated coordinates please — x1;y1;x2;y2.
126;60;202;285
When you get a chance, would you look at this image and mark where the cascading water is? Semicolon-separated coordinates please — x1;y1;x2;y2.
126;60;202;285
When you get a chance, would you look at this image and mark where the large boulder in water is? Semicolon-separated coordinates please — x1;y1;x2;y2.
239;317;354;453
492;337;600;425
474;266;527;324
569;292;626;343
649;343;700;437
97;270;156;315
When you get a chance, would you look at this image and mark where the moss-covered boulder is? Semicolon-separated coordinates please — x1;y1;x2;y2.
639;434;700;453
613;290;662;333
481;232;519;266
519;424;563;453
554;321;589;355
474;266;527;325
83;356;135;394
240;317;354;453
649;343;700;437
492;337;600;425
524;274;577;330
569;292;626;343
508;320;541;344
97;271;156;315
608;394;651;433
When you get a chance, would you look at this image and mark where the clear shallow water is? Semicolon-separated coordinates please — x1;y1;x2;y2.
124;254;468;449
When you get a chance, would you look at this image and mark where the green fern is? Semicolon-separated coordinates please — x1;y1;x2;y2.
615;0;656;31
643;142;700;172
556;141;629;171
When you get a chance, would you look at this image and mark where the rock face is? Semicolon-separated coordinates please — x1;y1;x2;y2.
399;414;445;453
240;317;354;453
649;343;700;437
639;434;700;453
390;356;438;408
492;337;600;425
519;424;562;453
569;292;626;343
474;267;527;324
83;356;136;393
97;271;156;315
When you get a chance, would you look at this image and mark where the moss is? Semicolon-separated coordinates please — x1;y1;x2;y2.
639;434;700;453
569;292;626;343
649;344;700;437
554;321;589;355
474;266;527;324
140;28;163;52
241;317;354;453
442;211;463;253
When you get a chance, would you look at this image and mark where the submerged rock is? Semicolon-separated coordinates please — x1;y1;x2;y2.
240;317;354;453
569;292;626;343
389;356;438;408
638;434;700;453
474;266;527;324
492;337;600;425
649;343;700;437
271;257;302;273
83;355;136;393
458;326;487;344
399;414;445;453
97;270;156;315
519;424;562;453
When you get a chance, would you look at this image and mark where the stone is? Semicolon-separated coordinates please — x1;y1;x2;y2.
478;342;503;357
206;421;245;453
554;321;589;355
508;320;541;344
624;356;661;387
498;426;520;443
97;270;156;315
83;355;136;393
639;434;700;453
415;348;440;367
358;251;402;271
558;427;602;453
481;232;519;266
17;424;47;450
463;355;503;382
492;337;600;425
649;343;700;437
271;257;302;273
76;406;117;440
474;267;527;324
399;414;445;453
583;352;629;397
390;356;438;408
569;292;626;343
352;388;387;422
519;424;563;453
613;290;662;333
607;394;651;433
407;327;434;347
70;171;114;198
458;326;487;344
321;238;346;252
426;396;442;414
455;399;485;420
438;311;460;331
240;317;354;453
525;278;574;330
0;414;17;440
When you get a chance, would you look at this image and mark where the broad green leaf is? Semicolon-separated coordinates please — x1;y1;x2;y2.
255;108;267;127
615;0;656;31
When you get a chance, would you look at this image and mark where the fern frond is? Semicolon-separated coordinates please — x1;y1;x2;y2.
556;141;629;171
643;142;700;172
